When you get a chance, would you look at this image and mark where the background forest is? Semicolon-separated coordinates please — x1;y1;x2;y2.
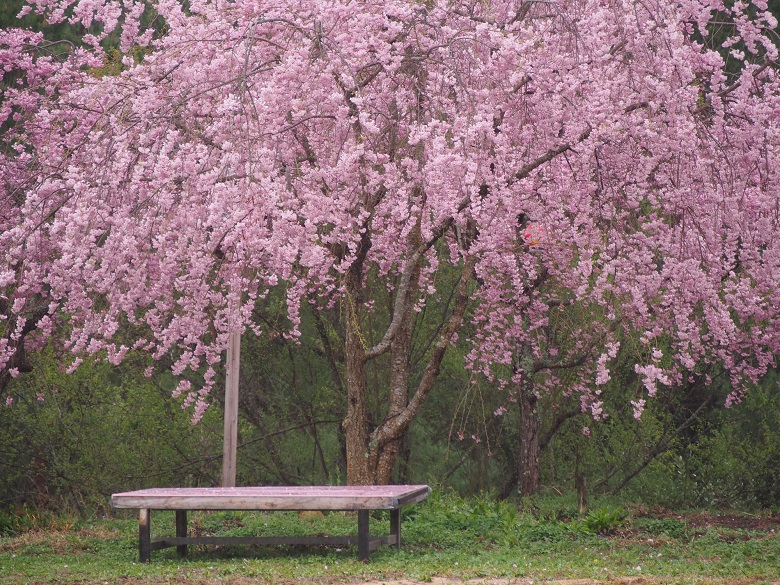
2;0;780;524
2;281;780;518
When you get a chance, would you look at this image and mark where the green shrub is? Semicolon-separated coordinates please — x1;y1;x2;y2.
0;350;223;515
580;506;626;535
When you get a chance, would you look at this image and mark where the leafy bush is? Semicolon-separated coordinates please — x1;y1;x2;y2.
0;350;224;515
404;491;533;548
0;511;15;536
580;506;626;535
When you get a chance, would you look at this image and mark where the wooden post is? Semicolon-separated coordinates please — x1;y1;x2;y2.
390;508;401;550
139;508;151;563
357;510;370;561
222;330;241;487
175;510;188;558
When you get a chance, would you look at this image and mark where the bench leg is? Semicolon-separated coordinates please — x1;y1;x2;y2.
357;510;370;561
176;510;188;558
390;508;401;550
139;508;151;563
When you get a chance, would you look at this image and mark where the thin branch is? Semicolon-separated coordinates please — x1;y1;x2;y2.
274;114;336;135
695;61;776;115
540;407;582;449
509;125;592;185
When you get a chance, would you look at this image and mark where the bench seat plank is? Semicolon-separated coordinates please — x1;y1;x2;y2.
111;485;430;511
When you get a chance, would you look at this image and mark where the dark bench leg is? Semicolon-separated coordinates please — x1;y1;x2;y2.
176;510;188;558
357;510;370;561
139;508;151;563
390;508;401;550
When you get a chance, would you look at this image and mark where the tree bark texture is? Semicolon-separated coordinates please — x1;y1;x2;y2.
516;341;540;500
344;288;372;485
373;288;415;484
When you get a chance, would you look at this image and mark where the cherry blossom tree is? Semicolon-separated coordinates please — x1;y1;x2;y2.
1;28;102;398
2;0;779;486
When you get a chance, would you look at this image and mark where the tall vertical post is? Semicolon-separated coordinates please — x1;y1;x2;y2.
222;329;241;487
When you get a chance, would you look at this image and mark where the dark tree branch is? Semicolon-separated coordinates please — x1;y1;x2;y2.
509;125;592;185
609;394;715;495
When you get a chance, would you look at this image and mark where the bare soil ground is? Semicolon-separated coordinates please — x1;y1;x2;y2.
632;507;780;532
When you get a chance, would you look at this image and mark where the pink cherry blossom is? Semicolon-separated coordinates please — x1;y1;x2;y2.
2;0;779;481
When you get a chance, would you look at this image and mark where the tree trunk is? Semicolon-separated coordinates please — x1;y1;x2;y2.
373;223;420;484
373;307;413;484
344;290;372;485
340;197;474;485
516;341;540;501
575;444;587;514
368;255;476;484
518;386;540;498
341;254;474;485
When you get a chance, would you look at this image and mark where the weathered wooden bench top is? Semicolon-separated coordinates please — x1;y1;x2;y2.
110;485;430;511
110;485;430;562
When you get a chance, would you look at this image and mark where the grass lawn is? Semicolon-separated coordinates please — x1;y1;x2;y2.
1;493;778;584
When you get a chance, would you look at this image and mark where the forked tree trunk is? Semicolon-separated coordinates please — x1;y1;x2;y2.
372;224;420;485
342;252;475;485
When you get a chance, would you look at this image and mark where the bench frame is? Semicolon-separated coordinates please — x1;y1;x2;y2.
110;485;430;562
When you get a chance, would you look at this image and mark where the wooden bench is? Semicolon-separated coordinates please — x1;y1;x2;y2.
110;485;430;562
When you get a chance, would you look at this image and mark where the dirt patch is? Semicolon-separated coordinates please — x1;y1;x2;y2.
682;513;780;532
632;507;780;532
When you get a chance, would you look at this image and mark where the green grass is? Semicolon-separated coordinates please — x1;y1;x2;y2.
1;493;778;584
